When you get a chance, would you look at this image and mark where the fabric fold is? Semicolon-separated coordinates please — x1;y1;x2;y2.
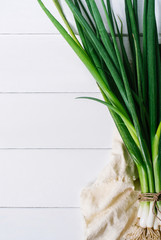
80;130;140;240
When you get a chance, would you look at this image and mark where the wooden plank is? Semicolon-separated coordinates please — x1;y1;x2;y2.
0;208;83;240
0;35;131;92
0;149;110;207
0;0;75;34
0;94;114;148
0;35;96;92
2;0;161;34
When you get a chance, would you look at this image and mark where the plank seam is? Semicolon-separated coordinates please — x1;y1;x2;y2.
0;148;111;150
0;33;140;36
0;92;100;94
0;207;79;209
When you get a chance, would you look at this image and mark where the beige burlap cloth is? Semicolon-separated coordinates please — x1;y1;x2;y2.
80;130;140;240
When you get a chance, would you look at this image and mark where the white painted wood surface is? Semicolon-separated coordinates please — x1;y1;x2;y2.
0;1;117;238
0;94;113;148
0;209;84;240
0;35;96;92
2;0;160;239
0;149;110;207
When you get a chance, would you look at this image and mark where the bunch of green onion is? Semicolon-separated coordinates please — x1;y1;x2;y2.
38;0;161;236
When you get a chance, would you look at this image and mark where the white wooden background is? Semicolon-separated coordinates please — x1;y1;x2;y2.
0;1;161;239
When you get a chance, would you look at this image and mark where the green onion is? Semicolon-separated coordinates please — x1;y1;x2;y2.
38;0;161;235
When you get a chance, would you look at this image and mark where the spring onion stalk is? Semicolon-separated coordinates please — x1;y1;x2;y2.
38;0;161;238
